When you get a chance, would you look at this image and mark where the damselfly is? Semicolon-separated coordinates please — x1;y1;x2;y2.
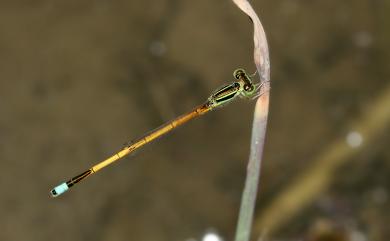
50;68;262;197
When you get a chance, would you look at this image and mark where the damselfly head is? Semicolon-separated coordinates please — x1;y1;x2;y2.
233;68;260;98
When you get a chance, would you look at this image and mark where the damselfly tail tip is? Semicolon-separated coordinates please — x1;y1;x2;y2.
50;182;69;198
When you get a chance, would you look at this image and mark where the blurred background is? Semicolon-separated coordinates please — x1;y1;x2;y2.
0;0;389;241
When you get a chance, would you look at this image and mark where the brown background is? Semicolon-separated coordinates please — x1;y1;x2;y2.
0;1;389;241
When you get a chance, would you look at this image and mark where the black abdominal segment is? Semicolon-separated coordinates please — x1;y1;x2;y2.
66;169;93;187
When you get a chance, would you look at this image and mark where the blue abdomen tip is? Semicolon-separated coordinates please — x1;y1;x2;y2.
50;183;69;197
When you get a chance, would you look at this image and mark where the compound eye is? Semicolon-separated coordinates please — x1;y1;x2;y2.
233;69;244;79
244;84;254;92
